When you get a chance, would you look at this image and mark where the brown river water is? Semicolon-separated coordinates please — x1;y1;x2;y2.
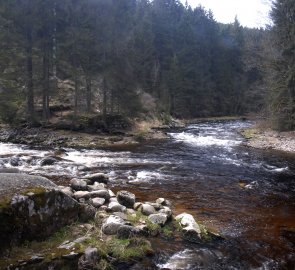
0;120;294;269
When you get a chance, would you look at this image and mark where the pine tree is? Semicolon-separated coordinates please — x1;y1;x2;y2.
270;0;295;130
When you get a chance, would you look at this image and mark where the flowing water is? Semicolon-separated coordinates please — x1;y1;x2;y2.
0;120;294;269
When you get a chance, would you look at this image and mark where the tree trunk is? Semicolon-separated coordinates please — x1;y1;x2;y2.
86;75;92;113
42;45;50;121
26;28;34;123
102;78;107;126
74;67;78;118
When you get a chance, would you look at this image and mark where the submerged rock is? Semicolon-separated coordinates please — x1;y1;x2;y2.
40;156;58;166
0;173;80;256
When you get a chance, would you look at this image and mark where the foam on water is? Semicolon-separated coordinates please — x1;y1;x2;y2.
169;132;239;147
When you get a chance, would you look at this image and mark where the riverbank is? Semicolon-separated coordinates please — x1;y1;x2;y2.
241;126;295;153
0;119;174;150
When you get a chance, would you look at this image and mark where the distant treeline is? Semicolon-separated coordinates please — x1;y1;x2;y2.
0;0;293;130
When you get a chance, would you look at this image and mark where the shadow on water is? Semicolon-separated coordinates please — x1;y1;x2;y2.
0;120;294;269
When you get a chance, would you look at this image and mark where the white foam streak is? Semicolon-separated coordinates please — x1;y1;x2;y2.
170;132;240;147
158;249;194;270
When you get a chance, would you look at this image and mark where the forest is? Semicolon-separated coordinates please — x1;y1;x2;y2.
0;0;294;130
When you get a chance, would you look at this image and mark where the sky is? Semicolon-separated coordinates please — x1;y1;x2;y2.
183;0;272;28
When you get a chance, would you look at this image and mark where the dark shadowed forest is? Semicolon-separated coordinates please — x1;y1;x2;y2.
0;0;294;129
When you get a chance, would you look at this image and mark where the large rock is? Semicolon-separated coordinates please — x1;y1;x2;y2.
90;190;110;200
40;157;58;166
0;173;80;255
117;190;136;208
70;178;88;191
107;202;126;213
141;204;156;216
148;213;168;226
78;247;99;270
175;213;202;242
89;197;105;208
102;215;125;235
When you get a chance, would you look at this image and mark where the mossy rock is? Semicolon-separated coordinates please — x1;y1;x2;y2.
0;173;81;256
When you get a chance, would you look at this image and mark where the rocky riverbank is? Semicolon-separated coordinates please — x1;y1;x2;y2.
0;173;221;270
241;127;295;154
0;117;184;149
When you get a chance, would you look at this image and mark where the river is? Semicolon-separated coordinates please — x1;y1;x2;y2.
0;120;294;269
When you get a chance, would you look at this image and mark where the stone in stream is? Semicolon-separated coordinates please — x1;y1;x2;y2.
176;213;202;242
90;197;105;208
90;190;110;200
86;173;109;184
156;197;171;207
10;156;21;167
107;202;126;213
117;190;136;208
79;204;96;222
159;206;172;219
40;156;58;166
59;186;74;197
109;189;116;198
117;225;143;239
73;191;91;200
70;178;88;191
141;203;156;216
102;215;125;235
148;213;168;226
134;202;143;211
0;173;80;256
87;182;106;191
78;247;99;270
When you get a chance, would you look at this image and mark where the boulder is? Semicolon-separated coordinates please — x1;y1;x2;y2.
59;186;74;197
107;202;126;213
10;156;22;167
175;213;202;242
79;204;96;222
108;189;116;197
148;213;168;226
117;225;142;239
70;178;88;191
156;197;171;206
117;190;136;208
102;215;125;235
145;202;163;211
40;157;58;166
0;173;80;256
73;191;91;200
90;190;110;200
141;204;156;216
134;202;142;211
90;197;105;208
78;247;99;270
159;206;172;219
86;173;109;184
